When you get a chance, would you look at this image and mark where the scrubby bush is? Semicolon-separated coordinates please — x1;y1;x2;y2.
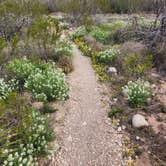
122;79;152;106
125;54;153;77
97;47;121;64
90;27;109;44
0;93;53;165
72;26;88;39
27;16;61;59
57;56;74;74
0;0;46;41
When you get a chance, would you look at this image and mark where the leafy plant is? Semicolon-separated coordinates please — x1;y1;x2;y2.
122;79;152;106
90;27;109;44
0;93;54;166
125;54;153;77
25;64;69;102
72;26;88;39
108;107;123;118
0;78;18;100
54;40;73;58
97;47;121;64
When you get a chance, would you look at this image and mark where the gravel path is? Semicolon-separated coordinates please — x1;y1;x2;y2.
50;45;124;166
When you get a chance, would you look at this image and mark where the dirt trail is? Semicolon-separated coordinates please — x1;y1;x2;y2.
50;45;124;166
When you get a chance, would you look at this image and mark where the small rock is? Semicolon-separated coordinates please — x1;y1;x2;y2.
107;67;117;75
132;114;149;128
122;125;126;130
117;127;122;132
136;136;140;140
82;121;87;126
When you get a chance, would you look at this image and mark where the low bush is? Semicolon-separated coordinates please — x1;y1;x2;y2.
60;22;70;30
25;65;69;102
54;40;73;58
125;54;153;78
122;79;152;106
72;26;88;39
97;47;121;64
0;93;54;165
7;58;69;101
108;107;123;118
0;78;18;100
90;27;109;44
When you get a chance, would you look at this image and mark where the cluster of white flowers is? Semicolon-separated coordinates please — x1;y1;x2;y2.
7;58;35;79
122;79;152;106
54;40;73;57
2;110;52;166
0;78;18;100
25;66;69;102
8;58;69;102
98;47;121;64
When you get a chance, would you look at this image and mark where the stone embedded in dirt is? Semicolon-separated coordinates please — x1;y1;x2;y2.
132;114;149;128
107;67;118;75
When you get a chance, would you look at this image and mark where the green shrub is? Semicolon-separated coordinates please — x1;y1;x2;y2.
108;107;123;118
0;93;53;165
90;27;109;44
125;54;153;77
25;64;69;102
27;16;61;59
60;22;70;30
7;59;69;101
72;26;88;39
0;78;18;100
97;47;121;64
54;40;73;58
122;79;152;106
7;58;35;80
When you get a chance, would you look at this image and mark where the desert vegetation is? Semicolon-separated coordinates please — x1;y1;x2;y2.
0;0;166;165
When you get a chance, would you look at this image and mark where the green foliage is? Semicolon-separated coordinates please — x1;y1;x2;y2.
60;22;70;30
122;79;152;106
25;64;69;102
0;93;53;165
0;78;18;100
72;26;88;39
54;40;73;58
28;16;61;58
42;103;58;113
0;38;7;52
108;107;123;118
97;47;121;64
125;54;153;77
7;58;69;101
90;27;109;44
